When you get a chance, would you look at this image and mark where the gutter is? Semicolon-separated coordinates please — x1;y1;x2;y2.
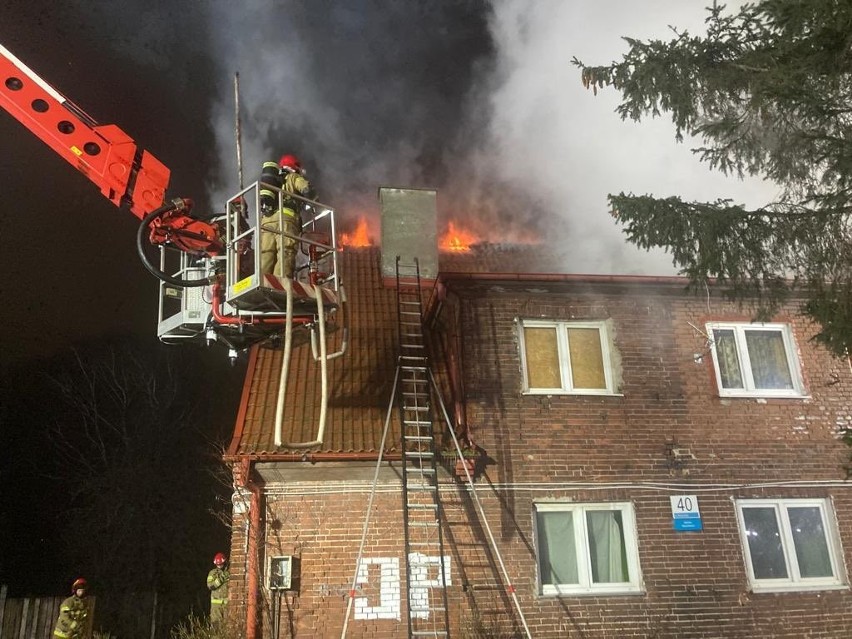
437;271;693;286
223;451;403;464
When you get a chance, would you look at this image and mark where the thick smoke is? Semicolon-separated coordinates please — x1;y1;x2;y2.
202;1;776;275
204;0;494;235
477;0;779;274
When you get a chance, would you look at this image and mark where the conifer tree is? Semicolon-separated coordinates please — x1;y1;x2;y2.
575;0;852;356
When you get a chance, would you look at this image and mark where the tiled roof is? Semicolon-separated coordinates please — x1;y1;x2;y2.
227;243;645;457
229;247;401;456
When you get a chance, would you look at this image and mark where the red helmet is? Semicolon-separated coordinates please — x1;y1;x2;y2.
71;578;87;592
213;553;227;566
278;154;302;172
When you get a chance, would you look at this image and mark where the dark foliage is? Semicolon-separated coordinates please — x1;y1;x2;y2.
0;337;244;638
574;0;852;356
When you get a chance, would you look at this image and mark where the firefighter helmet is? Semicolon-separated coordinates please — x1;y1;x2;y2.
278;154;302;173
71;578;87;592
213;552;227;567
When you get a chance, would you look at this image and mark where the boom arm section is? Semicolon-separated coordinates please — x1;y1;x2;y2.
0;43;169;218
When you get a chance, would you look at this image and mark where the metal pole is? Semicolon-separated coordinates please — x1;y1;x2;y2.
234;72;244;189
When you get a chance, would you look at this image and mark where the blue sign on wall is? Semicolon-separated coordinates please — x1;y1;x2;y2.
670;495;703;531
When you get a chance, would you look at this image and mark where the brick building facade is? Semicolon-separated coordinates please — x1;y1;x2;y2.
224;246;852;638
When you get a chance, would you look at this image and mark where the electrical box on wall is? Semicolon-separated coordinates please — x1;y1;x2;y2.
268;555;300;591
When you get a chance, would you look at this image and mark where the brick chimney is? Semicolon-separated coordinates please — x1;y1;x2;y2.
378;187;438;282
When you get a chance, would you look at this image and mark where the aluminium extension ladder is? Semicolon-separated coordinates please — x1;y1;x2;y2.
395;256;451;638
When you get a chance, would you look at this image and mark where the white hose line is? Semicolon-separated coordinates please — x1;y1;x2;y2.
273;277;294;447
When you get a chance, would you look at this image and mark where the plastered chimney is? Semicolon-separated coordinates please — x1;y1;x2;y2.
378;187;438;282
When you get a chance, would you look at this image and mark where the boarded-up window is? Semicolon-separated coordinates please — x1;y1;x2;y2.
521;320;613;394
523;327;562;388
567;327;606;389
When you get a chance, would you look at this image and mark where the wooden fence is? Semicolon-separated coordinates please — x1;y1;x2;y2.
0;585;94;639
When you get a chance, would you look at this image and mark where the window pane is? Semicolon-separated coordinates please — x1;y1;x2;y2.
586;510;629;583
567;328;606;389
713;329;743;389
788;507;833;578
742;507;788;579
524;327;562;388
745;330;793;389
536;511;578;586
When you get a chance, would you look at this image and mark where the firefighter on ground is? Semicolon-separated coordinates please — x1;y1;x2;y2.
207;553;229;625
53;578;89;639
259;154;315;279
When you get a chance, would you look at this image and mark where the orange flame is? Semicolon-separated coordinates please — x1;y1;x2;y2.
439;221;478;252
340;217;373;248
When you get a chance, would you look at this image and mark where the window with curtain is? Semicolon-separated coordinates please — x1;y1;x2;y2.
519;320;615;394
736;498;845;592
534;502;642;595
707;322;804;397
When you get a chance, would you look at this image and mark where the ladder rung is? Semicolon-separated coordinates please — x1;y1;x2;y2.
403;405;429;411
408;521;439;527
401;366;427;372
404;434;433;440
405;466;435;472
406;485;437;492
407;503;438;509
411;632;447;637
405;451;434;457
403;420;431;426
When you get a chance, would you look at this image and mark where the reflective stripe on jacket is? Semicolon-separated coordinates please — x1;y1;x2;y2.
207;567;229;603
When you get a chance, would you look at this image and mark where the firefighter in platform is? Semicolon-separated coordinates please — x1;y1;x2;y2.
207;553;230;625
53;578;90;639
259;154;315;279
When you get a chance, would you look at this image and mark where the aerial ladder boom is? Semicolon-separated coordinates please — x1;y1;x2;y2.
0;43;169;218
0;43;223;263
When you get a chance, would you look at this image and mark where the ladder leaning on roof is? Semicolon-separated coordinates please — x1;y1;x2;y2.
396;257;451;639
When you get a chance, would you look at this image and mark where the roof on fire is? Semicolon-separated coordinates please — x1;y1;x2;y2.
225;245;690;459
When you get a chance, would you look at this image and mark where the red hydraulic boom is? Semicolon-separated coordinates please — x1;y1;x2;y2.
0;43;221;258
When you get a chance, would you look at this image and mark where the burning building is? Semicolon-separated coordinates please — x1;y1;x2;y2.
222;189;852;638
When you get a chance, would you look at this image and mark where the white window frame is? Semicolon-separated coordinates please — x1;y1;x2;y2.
735;498;847;593
706;322;805;398
518;319;616;395
534;502;643;596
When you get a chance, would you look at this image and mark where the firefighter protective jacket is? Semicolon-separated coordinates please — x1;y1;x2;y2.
207;567;230;605
53;594;88;639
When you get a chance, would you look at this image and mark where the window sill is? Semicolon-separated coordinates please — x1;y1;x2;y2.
539;587;644;598
717;393;811;401
749;583;848;594
523;390;623;397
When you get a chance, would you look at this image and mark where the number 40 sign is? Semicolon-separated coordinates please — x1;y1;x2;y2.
670;495;703;531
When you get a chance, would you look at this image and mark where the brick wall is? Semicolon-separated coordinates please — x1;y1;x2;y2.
228;281;852;638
